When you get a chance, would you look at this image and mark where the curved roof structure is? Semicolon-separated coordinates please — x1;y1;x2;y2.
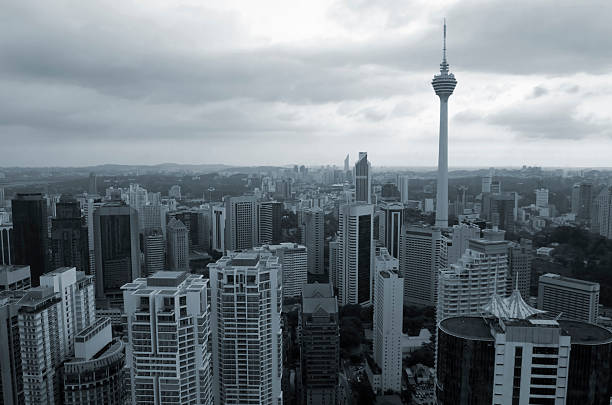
482;288;546;320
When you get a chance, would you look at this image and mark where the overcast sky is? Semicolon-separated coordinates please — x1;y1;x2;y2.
1;0;611;168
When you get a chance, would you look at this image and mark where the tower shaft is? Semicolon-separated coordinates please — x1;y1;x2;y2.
436;97;449;228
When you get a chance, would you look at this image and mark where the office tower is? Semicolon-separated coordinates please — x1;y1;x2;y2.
209;252;283;405
88;172;98;195
490;180;501;194
142;203;168;237
211;204;226;253
168;184;182;200
167;218;189;271
122;271;213;405
128;184;148;231
373;254;403;393
191;208;211;251
535;188;549;208
17;287;65;405
571;182;593;224
253;243;308;298
224;195;258;251
507;238;532;298
432;23;456;228
537;273;600;324
12;193;49;286
300;283;339;405
0;222;12;265
51;194;89;272
382;202;403;258
143;229;165;276
354;152;371;204
63;318;126;405
447;222;481;265
337;203;374;306
438;236;508;321
258;201;282;245
482;192;517;231
344;154;349;172
0;187;4;208
84;198;104;277
595;187;612;239
93;202;140;308
399;225;448;306
0;265;31;291
397;175;409;204
329;240;340;290
0;292;25;404
275;179;292;200
437;309;612;404
482;173;492;194
299;207;325;276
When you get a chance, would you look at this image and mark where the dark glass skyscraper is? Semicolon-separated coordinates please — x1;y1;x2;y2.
12;193;48;286
94;202;140;308
51;194;89;272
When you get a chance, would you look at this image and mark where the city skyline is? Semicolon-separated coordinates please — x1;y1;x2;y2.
1;1;612;167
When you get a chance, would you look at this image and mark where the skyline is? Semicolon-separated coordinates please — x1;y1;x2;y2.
2;0;612;167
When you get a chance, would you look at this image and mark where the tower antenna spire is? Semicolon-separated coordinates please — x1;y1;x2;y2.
440;19;449;73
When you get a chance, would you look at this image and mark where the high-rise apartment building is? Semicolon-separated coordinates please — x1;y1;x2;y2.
299;207;324;276
338;203;374;306
63;317;127;405
595;187;612;239
51;194;89;272
123;271;213;405
382;202;403;258
93;202;140;308
0;264;31;291
399;225;448;306
258;201;282;245
12;193;49;286
373;248;403;393
143;229;165;276
208;252;283;405
253;243;308;298
354;152;371;204
40;267;96;356
211;204;226;253
329;240;340;290
300;283;339;405
571;182;593;225
167;218;189;271
224;196;258;251
447;222;481;265
438;237;508;321
538;273;600;324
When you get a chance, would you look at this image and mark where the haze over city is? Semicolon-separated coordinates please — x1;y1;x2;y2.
2;0;612;167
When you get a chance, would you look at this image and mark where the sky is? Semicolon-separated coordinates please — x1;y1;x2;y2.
1;0;612;168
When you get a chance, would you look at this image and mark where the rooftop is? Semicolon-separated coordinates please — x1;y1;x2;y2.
558;319;612;345
229;252;260;267
439;317;494;341
540;273;600;289
147;271;188;287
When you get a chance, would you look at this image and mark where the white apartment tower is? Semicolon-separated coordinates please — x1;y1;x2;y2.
208;252;283;405
373;251;403;393
122;271;213;405
438;237;509;321
253;243;308;299
338;203;375;306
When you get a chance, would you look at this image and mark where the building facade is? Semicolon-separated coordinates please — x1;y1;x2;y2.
299;208;325;276
538;273;600;324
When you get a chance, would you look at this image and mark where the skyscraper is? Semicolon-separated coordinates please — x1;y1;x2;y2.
397;175;409;204
382;202;403;258
354;152;371;204
572;182;593;225
373;252;403;393
258;200;282;245
300;283;339;405
93;201;140;308
88;172;98;195
253;243;308;299
447;222;481;265
167;217;189;271
537;273;600;324
122;271;213;405
209;252;283;405
12;193;49;286
211;204;226;253
338;203;374;306
143;229;165;276
51;194;89;273
224;195;258;251
432;22;457;228
0;222;12;265
63;317;127;405
399;225;448;306
535;188;549;208
299;207;325;276
507;238;532;298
